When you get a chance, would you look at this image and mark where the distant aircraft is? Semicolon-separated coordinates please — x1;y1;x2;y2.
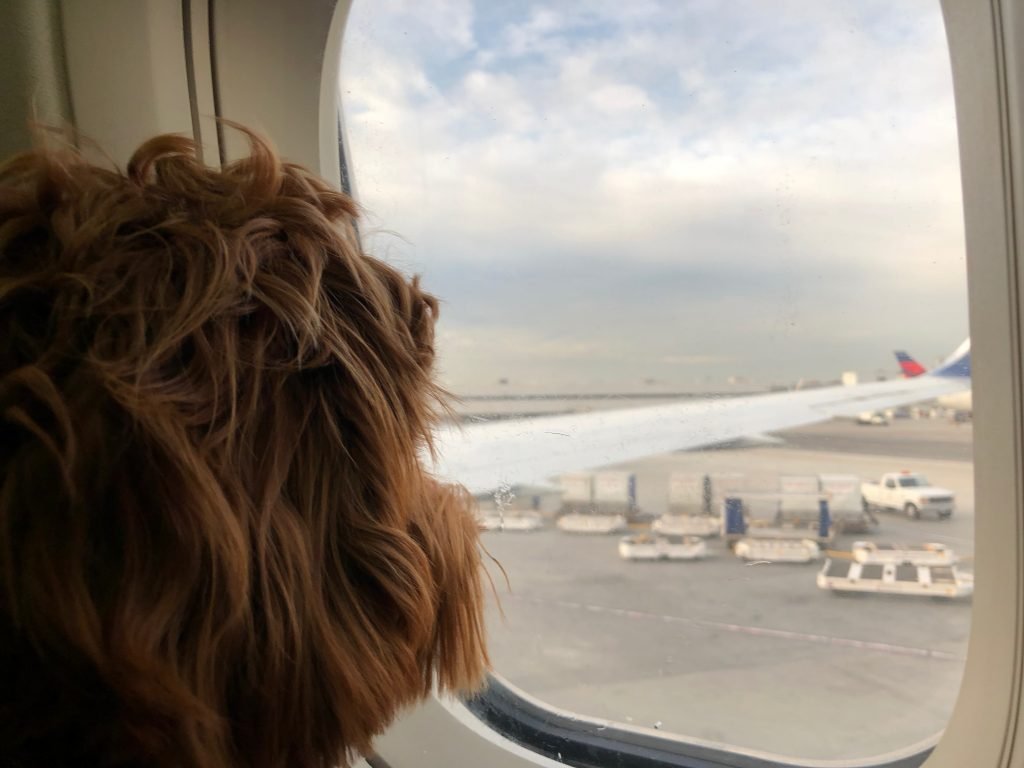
433;341;973;495
892;345;972;413
895;351;928;378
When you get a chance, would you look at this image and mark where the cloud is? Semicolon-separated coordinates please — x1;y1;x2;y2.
589;83;652;113
340;0;967;391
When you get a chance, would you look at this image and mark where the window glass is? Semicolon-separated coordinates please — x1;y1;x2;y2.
340;1;972;761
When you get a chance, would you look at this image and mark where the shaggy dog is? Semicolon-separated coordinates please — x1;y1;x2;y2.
0;130;488;768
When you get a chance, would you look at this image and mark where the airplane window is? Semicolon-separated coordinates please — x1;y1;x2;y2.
339;1;971;763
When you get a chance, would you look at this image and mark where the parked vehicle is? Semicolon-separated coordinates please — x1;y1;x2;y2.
618;534;707;561
856;411;890;426
861;471;955;519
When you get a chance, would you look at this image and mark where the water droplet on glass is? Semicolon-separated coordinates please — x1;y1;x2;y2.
493;481;515;527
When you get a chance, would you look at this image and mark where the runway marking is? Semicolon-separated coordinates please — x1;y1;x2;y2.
509;595;964;662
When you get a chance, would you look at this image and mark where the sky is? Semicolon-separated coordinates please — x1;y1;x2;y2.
338;0;967;394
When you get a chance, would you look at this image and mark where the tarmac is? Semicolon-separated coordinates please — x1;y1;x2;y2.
479;417;974;763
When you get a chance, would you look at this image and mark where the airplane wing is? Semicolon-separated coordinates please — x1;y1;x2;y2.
432;341;972;495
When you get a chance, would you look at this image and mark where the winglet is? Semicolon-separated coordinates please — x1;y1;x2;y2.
894;351;927;378
932;339;971;378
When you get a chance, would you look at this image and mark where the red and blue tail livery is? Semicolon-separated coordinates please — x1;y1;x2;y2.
894;341;971;380
895;351;927;378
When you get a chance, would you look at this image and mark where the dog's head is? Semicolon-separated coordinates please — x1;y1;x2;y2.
0;130;487;768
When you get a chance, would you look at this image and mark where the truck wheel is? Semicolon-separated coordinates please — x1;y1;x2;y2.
904;503;920;520
939;510;953;519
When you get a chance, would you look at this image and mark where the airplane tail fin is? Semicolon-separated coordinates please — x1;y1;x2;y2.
894;351;927;378
932;339;971;379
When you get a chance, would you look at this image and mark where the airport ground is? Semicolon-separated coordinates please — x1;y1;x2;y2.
479;417;974;763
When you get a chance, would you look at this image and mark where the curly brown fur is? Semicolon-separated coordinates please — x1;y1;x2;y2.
0;129;488;768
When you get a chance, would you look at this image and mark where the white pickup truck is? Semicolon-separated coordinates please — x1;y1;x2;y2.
861;472;955;519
